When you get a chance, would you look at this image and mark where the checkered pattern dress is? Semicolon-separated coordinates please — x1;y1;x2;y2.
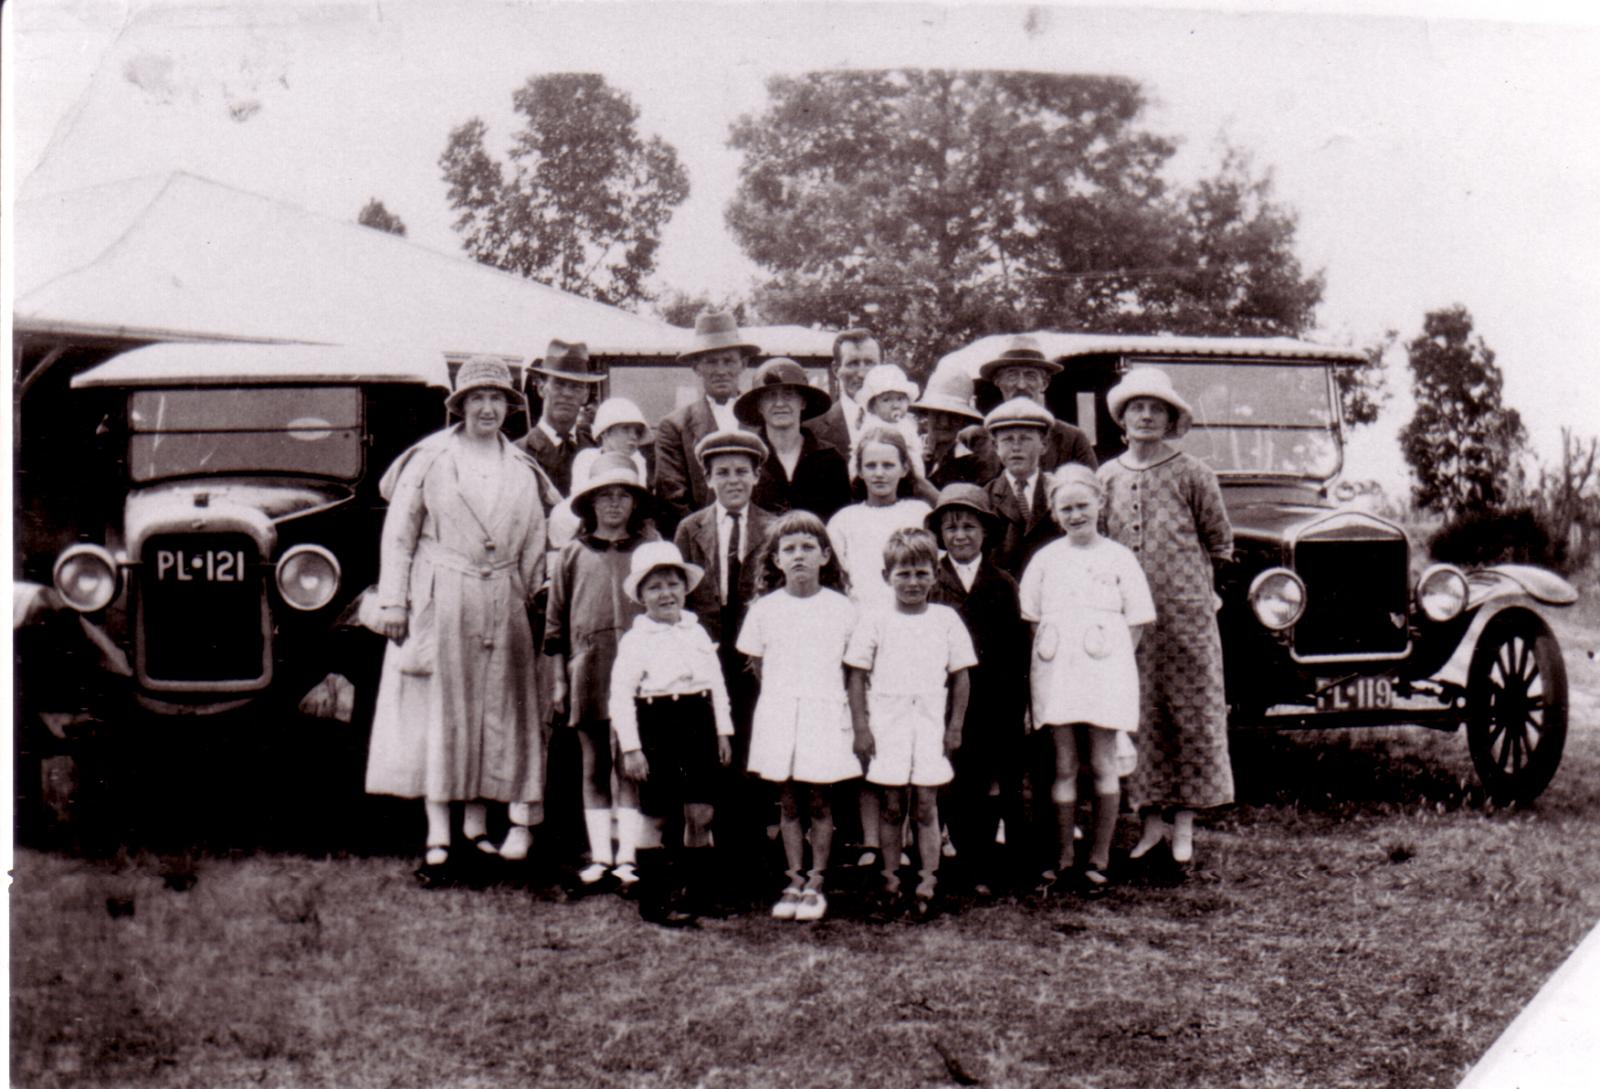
1100;451;1235;810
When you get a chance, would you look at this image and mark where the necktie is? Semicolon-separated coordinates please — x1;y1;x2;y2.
1012;474;1030;523
725;510;742;605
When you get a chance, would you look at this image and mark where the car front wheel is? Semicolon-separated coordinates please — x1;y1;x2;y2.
1465;611;1568;804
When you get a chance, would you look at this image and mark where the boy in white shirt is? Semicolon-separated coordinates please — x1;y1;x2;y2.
611;541;734;925
845;527;977;914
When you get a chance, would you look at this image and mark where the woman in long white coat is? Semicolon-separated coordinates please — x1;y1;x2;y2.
365;356;552;880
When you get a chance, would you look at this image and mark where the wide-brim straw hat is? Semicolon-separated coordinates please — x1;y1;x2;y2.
859;364;920;406
924;483;1004;540
1107;367;1194;439
569;451;651;515
678;310;761;363
983;396;1055;433
695;428;769;471
622;540;705;604
911;367;982;422
591;397;649;438
447;355;527;416
733;357;833;427
529;339;605;383
976;334;1064;383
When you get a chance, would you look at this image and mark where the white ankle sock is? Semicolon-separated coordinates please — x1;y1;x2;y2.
583;809;615;865
615;807;642;866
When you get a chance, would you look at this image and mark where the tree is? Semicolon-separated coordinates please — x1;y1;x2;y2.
652;290;751;328
440;73;689;307
1335;329;1393;429
357;198;407;237
1398;305;1527;514
725;70;1323;373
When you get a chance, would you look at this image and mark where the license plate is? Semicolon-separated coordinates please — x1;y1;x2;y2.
1316;676;1394;711
154;548;249;583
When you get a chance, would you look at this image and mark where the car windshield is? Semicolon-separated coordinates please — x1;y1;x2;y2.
1157;362;1342;480
128;387;363;482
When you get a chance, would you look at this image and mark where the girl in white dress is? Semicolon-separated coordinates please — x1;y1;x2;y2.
1018;463;1155;886
736;511;862;922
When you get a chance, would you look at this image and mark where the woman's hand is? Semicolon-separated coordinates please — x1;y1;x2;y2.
717;736;733;768
374;604;408;642
622;750;649;782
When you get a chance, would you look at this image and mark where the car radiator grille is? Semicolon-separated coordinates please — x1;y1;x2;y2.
1292;536;1410;659
137;532;268;685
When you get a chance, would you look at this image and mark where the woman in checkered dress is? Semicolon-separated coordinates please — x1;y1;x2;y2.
1098;368;1234;866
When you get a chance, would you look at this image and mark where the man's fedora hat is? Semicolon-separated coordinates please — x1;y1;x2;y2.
529;339;605;383
678;310;761;363
733;358;833;427
976;334;1064;382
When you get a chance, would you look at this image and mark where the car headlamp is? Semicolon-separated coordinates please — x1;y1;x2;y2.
1249;567;1306;631
1416;564;1468;622
53;544;121;612
276;545;341;611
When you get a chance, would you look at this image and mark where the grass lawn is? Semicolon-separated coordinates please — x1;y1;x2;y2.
13;619;1600;1089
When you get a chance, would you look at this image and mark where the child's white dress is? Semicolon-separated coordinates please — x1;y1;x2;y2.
826;499;933;612
844;605;977;787
1018;536;1155;732
736;588;862;783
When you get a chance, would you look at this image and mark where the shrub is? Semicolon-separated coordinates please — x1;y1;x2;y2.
1428;506;1565;571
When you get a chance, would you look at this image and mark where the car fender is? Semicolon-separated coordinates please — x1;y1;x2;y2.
14;580;61;630
1432;572;1567;689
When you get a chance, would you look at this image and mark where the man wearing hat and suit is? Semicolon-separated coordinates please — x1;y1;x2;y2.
520;339;606;498
805;328;881;457
978;334;1097;479
982;398;1065;578
654;311;763;536
924;484;1030;892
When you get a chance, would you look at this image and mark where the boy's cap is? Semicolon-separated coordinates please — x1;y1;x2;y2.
983;397;1055;433
859;363;919;406
591;397;649;438
622;540;705;603
695;428;768;470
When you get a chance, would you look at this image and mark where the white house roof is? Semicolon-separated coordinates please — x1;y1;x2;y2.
14;171;692;363
72;341;451;390
937;331;1368;380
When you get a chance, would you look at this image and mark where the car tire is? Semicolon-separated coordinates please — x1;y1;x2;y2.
1465;610;1568;804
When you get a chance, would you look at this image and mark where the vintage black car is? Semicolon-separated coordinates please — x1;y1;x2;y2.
942;332;1577;803
13;342;455;829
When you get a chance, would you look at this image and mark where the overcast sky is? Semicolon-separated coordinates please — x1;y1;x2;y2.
8;0;1599;488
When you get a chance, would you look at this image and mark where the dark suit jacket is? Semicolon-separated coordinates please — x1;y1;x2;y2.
752;429;852;522
674;503;778;649
653;398;756;536
930;556;1029;748
805;401;853;457
516;421;594;498
985;470;1061;578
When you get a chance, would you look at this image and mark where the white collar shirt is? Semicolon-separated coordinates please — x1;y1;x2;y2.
707;396;740;433
715;503;752;603
951;554;982;593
